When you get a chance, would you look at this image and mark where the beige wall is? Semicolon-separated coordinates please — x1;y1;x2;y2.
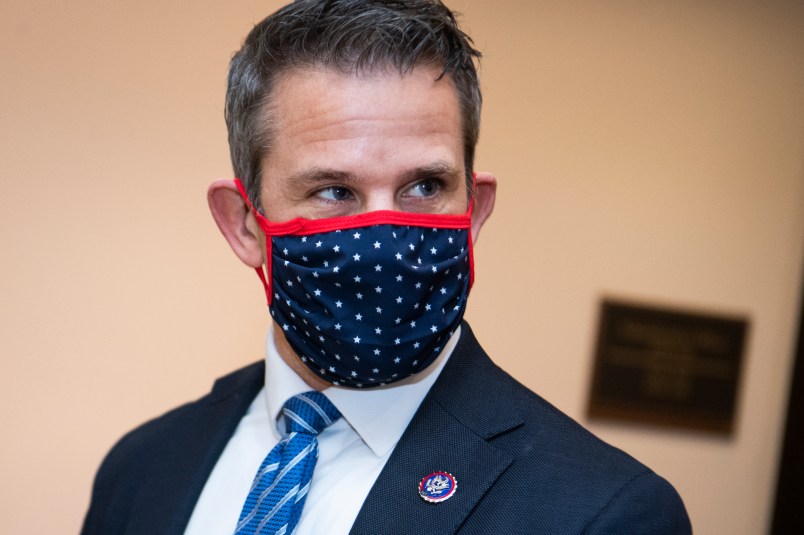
1;1;802;533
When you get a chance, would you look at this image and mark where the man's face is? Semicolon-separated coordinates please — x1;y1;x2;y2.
257;65;468;221
208;63;494;389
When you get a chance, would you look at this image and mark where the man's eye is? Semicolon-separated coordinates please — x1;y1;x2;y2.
316;186;353;201
407;179;440;198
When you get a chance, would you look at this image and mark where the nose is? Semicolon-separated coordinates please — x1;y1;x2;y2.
361;190;400;213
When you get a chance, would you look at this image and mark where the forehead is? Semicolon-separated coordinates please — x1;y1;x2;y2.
262;65;463;162
256;65;468;220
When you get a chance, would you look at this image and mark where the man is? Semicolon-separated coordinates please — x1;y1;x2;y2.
82;1;691;533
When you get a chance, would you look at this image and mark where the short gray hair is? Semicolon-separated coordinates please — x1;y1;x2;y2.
225;0;482;208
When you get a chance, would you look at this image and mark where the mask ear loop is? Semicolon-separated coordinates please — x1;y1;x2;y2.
467;173;477;290
233;179;274;305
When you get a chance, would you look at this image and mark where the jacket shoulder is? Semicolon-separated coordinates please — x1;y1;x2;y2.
492;371;690;532
443;325;691;533
81;361;264;535
98;361;263;474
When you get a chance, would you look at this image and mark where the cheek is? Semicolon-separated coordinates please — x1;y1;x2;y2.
450;183;473;214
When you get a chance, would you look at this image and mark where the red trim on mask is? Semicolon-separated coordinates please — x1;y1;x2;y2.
234;177;476;305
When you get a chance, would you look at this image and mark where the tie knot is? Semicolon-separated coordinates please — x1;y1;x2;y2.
282;391;341;436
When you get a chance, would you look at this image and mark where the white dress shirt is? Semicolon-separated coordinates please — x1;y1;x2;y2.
185;323;460;535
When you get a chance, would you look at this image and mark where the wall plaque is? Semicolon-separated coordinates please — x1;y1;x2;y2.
587;299;748;434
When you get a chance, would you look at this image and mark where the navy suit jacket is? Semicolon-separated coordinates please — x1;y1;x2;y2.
82;323;691;534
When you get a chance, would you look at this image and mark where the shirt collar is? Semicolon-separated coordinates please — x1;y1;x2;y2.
264;322;460;457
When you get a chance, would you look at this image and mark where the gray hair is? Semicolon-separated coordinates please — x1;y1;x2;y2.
225;0;482;208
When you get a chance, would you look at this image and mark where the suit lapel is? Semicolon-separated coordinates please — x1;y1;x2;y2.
350;324;522;534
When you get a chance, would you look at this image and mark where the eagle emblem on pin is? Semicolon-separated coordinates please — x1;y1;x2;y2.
418;471;457;503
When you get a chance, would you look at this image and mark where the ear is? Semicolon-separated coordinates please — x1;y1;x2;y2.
470;171;497;244
207;179;265;268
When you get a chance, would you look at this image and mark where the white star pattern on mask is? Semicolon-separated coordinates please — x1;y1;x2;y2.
268;223;471;387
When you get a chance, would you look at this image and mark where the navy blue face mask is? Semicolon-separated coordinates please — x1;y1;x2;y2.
236;179;475;388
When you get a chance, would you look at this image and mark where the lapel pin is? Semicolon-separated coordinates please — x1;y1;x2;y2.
418;471;457;503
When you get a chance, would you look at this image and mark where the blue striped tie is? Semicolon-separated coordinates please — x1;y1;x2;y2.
235;391;341;535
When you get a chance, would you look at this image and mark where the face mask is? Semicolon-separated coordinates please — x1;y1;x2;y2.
235;179;475;388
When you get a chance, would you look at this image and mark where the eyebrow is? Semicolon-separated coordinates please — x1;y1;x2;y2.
284;161;462;187
400;161;462;182
285;167;354;186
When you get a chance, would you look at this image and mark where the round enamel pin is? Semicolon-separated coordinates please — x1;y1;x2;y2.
418;471;457;503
